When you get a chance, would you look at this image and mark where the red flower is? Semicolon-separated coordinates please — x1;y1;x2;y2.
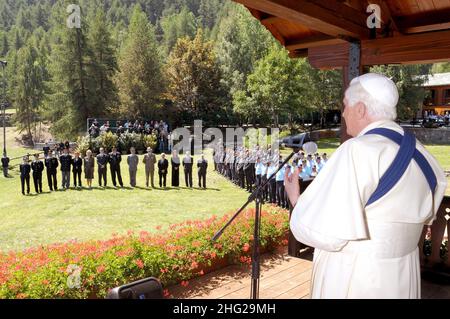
160;268;169;274
192;241;201;248
210;252;217;259
281;239;289;246
191;261;199;269
97;265;106;274
163;289;170;297
135;259;144;269
242;243;250;253
181;281;189;287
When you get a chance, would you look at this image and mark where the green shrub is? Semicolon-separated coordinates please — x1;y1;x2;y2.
97;132;119;152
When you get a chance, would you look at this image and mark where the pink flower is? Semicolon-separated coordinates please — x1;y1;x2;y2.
191;261;199;269
242;243;250;253
135;259;144;269
97;265;106;274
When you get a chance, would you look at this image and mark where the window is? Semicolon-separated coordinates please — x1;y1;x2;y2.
424;89;436;106
444;89;450;105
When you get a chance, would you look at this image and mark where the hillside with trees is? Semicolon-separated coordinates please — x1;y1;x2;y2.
0;0;433;142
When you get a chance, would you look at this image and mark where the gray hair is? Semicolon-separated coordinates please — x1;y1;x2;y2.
345;80;397;121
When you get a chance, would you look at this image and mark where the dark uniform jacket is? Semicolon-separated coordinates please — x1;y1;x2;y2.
45;157;59;173
96;153;109;169
59;154;72;172
31;161;44;175
1;157;9;168
109;152;122;169
43;146;50;157
158;159;169;174
19;163;31;177
197;159;208;174
182;157;193;171
72;157;83;173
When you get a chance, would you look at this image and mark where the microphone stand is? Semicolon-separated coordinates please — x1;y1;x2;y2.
212;149;298;299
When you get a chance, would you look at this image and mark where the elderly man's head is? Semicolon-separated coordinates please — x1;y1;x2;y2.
343;73;399;137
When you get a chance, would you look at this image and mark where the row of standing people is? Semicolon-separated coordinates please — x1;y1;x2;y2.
17;147;209;195
214;146;328;209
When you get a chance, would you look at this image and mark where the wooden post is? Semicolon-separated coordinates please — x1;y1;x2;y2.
340;41;362;143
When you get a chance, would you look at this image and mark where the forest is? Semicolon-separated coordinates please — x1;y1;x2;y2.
0;0;446;141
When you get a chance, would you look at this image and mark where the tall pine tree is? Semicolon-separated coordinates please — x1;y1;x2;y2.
115;5;165;119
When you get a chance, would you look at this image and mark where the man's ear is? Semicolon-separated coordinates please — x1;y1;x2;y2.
356;102;367;119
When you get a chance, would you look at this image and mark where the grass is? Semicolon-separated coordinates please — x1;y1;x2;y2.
0;129;449;252
0;127;252;252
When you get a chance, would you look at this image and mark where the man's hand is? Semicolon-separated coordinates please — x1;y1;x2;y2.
284;166;301;207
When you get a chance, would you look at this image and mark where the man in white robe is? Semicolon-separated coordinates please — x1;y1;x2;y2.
285;73;447;299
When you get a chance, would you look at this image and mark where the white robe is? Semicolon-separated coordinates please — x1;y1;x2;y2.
290;120;447;299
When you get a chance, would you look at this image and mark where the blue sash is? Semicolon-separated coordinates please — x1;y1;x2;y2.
364;128;437;207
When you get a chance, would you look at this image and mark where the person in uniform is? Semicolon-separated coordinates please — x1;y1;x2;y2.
171;150;180;187
109;146;123;188
237;153;245;189
255;157;264;187
266;160;277;204
127;147;139;188
31;154;44;194
60;148;72;190
285;73;448;299
197;154;208;189
182;151;193;188
158;153;169;188
43;142;51;158
72;151;83;188
45;151;58;191
275;159;287;209
96;148;109;188
244;150;254;192
143;147;156;188
84;150;95;189
1;154;9;177
19;156;31;195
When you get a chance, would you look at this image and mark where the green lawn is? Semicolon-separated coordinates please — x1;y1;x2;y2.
0;128;252;252
0;129;448;252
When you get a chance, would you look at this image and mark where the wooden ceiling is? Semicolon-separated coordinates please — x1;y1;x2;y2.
234;0;450;68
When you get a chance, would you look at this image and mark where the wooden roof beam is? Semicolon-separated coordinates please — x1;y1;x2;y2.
307;29;450;68
286;34;347;51
235;0;370;39
396;9;450;34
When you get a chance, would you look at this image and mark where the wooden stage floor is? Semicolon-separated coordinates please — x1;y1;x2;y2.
170;246;450;299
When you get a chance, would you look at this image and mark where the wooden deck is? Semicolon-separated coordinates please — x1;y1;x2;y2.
170;247;312;299
170;246;450;299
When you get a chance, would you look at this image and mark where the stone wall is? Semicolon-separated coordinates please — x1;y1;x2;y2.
404;128;450;145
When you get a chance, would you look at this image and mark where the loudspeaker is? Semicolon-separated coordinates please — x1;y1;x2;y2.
106;277;163;299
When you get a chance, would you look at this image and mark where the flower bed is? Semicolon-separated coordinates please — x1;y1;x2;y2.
0;206;289;299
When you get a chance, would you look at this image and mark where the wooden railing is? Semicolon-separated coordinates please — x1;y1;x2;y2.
419;196;450;272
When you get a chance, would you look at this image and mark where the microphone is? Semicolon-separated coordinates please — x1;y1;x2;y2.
280;133;317;153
